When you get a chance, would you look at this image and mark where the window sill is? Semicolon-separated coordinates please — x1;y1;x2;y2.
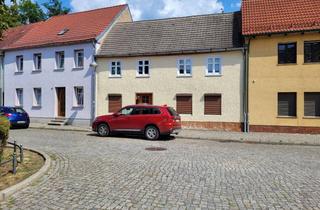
72;67;84;71
72;105;84;109
54;68;64;71
303;116;320;119
179;114;193;116
109;75;122;78
277;116;297;119
32;105;41;108
303;62;320;65
136;75;150;78
205;74;222;77
277;63;297;66
177;75;192;78
32;69;42;73
14;71;23;75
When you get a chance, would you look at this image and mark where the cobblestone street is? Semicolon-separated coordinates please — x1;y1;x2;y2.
1;129;320;209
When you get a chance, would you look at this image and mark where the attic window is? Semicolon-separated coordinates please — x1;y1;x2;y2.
58;28;69;35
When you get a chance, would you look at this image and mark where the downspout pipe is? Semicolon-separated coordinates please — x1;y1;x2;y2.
90;41;98;124
243;38;251;133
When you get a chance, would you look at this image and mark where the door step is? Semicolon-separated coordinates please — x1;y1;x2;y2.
48;118;68;126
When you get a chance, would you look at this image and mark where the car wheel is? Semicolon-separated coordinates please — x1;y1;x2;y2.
97;123;110;137
145;126;160;140
24;124;29;129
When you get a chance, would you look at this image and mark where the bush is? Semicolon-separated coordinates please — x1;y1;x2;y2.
0;116;10;163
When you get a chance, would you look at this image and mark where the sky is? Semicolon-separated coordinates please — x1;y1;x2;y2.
34;0;241;21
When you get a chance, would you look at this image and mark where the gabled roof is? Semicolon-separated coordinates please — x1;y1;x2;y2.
1;4;127;51
242;0;320;36
97;12;243;57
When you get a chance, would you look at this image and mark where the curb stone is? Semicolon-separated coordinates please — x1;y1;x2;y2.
0;148;51;201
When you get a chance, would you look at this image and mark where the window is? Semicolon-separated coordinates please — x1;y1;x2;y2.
137;60;149;76
278;93;297;117
16;56;23;72
131;107;161;115
136;93;153;104
33;88;41;106
108;94;122;113
119;107;134;115
207;57;221;75
15;88;23;107
304;41;320;63
74;86;84;106
304;93;320;117
176;94;192;114
278;43;297;64
177;59;192;76
74;50;84;68
204;94;221;115
56;51;65;69
33;53;42;70
110;61;121;77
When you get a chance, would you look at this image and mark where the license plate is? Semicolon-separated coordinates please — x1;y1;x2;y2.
17;121;25;124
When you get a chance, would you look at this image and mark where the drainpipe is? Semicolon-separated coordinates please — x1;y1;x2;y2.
90;41;98;124
0;52;4;106
243;38;251;133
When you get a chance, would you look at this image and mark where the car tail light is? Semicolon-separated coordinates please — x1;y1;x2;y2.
4;113;12;117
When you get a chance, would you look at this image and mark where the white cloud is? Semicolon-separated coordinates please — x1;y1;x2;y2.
231;1;241;9
70;0;224;20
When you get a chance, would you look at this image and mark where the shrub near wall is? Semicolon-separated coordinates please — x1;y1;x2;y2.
0;116;10;162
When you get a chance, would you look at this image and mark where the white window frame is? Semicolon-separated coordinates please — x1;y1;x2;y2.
33;88;42;107
55;51;65;70
177;58;192;77
33;53;42;71
109;61;121;77
206;56;222;76
16;55;23;72
74;86;84;107
136;60;150;77
74;49;84;68
15;88;23;107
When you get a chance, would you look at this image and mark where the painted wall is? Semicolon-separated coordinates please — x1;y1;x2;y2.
96;51;244;123
248;33;320;127
4;43;95;125
0;54;3;105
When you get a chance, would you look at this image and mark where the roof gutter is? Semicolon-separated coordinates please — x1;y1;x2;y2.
96;47;244;58
244;28;320;37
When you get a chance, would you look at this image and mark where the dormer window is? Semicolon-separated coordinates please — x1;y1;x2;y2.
58;28;69;35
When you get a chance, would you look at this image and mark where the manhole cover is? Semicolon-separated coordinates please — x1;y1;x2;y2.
145;147;167;151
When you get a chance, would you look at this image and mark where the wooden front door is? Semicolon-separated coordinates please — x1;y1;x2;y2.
56;87;66;117
136;93;153;105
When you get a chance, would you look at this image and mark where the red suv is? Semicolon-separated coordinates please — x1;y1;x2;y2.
92;105;181;140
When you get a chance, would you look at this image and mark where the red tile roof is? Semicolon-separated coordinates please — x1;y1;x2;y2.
1;4;127;50
242;0;320;35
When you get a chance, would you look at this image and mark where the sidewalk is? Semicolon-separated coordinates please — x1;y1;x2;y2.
29;123;320;146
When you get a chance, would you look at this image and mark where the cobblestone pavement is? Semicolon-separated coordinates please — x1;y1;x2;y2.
1;129;320;210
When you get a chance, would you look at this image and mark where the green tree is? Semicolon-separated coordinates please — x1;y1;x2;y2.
0;0;21;39
43;0;70;18
18;0;46;24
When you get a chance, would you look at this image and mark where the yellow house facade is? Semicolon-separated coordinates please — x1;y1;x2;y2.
248;33;320;133
242;0;320;133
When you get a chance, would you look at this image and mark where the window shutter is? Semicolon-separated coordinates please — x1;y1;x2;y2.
108;95;122;113
176;95;192;114
278;93;296;116
304;93;320;117
204;94;221;115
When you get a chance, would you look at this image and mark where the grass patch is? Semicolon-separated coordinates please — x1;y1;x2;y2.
0;147;44;191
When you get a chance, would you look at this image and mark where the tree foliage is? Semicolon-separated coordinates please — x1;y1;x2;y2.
19;0;46;24
43;0;70;18
0;0;20;38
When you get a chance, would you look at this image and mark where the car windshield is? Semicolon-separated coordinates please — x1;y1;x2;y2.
167;107;178;116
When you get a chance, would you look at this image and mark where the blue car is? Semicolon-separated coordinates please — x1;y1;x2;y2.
0;106;30;128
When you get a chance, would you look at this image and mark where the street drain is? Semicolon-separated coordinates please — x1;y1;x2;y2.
145;147;167;151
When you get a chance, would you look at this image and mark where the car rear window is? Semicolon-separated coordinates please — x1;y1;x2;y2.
167;107;178;116
14;108;26;113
